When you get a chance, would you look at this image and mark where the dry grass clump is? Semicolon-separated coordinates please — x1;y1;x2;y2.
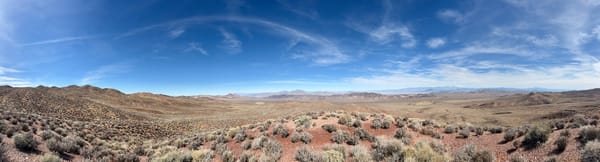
453;144;495;162
322;149;344;162
394;127;412;144
405;141;449;162
295;115;312;129
338;114;352;126
152;150;192;162
504;128;518;142
509;155;526;162
262;139;283;161
349;146;371;162
251;135;269;150
332;130;351;144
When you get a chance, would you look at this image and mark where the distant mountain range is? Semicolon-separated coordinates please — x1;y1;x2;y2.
235;87;568;98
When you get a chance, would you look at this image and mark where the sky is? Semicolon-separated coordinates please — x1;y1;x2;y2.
1;0;600;95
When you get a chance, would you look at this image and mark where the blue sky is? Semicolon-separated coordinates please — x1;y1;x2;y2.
1;0;600;95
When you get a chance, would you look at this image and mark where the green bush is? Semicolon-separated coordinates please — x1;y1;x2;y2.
13;132;38;151
453;144;495;162
582;140;600;162
522;125;550;149
39;153;61;162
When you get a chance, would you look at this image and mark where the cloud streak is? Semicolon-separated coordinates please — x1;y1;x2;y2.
19;36;94;47
426;38;446;48
0;66;30;87
117;16;350;65
218;28;242;54
79;63;131;85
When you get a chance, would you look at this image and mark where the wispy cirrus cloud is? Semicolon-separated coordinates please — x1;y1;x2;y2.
0;66;30;87
79;63;131;85
437;9;465;24
116;16;350;65
168;27;185;38
184;42;208;55
426;38;446;48
218;28;242;54
19;36;94;47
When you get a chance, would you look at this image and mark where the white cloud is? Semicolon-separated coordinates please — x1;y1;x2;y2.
426;38;446;48
593;25;600;40
80;63;130;85
428;45;537;60
184;42;208;55
168;27;185;38
370;25;416;48
437;9;464;24
118;16;350;65
218;28;242;54
0;66;30;87
19;36;93;47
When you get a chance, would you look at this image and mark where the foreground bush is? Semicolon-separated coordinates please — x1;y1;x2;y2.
191;149;213;162
579;126;600;143
322;150;344;162
296;146;322;162
39;153;61;162
504;128;518;142
349;146;371;162
453;144;495;162
554;136;568;153
582;140;600;162
291;131;312;144
272;124;289;138
332;130;351;144
371;137;404;161
522;125;550;149
13;132;38;151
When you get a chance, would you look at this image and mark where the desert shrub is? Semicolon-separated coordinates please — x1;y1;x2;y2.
221;150;235;162
351;119;362;128
453;144;495;162
410;141;449;162
322;124;337;133
291;131;312;144
13;132;38;151
152;151;191;162
445;125;456;133
40;130;55;140
509;155;526;162
234;131;247;142
5;126;16;137
349;146;371;162
504;128;518;142
263;140;282;161
46;138;62;153
381;118;392;129
332;130;351;144
358;114;368;121
582;140;600;162
371;118;382;129
191;149;213;162
115;152;140;162
296;146;322;162
459;128;470;138
295;115;312;128
0;121;7;134
559;129;570;137
242;140;252;150
579;126;600;143
0;144;6;162
238;151;253;162
322;150;344;162
338;114;352;125
488;127;503;134
553;121;566;130
522;125;550;149
346;134;360;145
371;137;404;161
324;144;347;158
475;127;484;136
396;120;406;128
39;153;62;162
272;124;289;138
353;128;374;142
554;136;568;153
251;135;268;149
394;127;412;144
